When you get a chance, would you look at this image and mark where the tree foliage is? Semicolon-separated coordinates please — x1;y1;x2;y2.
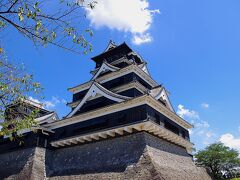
0;0;96;54
195;143;240;179
0;52;42;139
0;0;97;138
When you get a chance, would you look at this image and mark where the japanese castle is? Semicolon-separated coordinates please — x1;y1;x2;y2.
0;41;209;180
0;40;193;153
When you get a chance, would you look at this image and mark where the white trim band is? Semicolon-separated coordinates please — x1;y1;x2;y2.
68;64;158;94
50;121;193;153
45;95;192;130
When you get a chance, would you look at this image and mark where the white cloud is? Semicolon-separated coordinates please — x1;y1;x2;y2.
195;121;210;129
43;100;55;109
84;0;159;45
132;33;152;45
51;96;67;104
177;104;199;120
28;96;66;110
189;129;193;135
220;133;240;152
177;104;216;149
201;103;209;109
28;96;41;104
43;96;66;109
206;131;214;138
193;120;215;145
177;104;239;151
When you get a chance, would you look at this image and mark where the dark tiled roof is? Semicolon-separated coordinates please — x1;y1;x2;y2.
91;42;132;62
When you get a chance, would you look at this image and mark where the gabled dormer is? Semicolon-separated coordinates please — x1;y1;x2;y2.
91;62;120;80
138;63;150;75
150;86;174;112
67;82;131;117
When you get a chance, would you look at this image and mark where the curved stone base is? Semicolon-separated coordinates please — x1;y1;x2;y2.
0;132;212;180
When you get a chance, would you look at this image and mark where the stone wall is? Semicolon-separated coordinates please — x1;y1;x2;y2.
0;132;212;180
0;147;46;180
47;132;211;180
46;132;146;176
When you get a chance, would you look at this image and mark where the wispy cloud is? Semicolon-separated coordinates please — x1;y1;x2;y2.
84;0;159;45
28;96;41;104
29;96;66;110
220;133;240;152
43;100;55;109
177;104;240;152
201;103;209;109
177;104;199;120
177;104;216;149
132;33;153;45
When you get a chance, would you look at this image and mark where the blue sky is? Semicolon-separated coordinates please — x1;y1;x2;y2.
1;0;240;152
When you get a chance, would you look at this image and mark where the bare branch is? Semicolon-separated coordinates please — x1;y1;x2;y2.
0;0;94;54
7;0;19;12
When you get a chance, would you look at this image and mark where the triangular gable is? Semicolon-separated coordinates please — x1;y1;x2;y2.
128;51;145;64
150;87;174;112
67;82;130;117
139;64;150;75
91;62;119;80
104;40;117;52
36;112;59;124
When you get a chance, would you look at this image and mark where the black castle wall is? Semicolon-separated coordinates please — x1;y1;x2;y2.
72;72;151;103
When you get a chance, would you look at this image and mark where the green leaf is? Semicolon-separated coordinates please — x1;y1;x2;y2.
42;36;47;43
34;2;39;8
32;12;37;20
73;34;77;43
27;11;32;18
52;32;56;39
35;21;42;31
0;21;6;28
86;29;94;37
36;8;41;12
18;13;24;22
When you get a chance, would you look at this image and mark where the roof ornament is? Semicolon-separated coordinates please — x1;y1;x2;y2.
104;40;117;52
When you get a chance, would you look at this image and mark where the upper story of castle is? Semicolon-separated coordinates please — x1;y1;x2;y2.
91;40;146;69
66;41;175;118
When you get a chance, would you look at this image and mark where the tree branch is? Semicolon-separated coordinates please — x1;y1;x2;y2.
0;14;82;54
7;0;19;12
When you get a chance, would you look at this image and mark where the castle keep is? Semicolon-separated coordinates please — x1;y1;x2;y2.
0;41;211;180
